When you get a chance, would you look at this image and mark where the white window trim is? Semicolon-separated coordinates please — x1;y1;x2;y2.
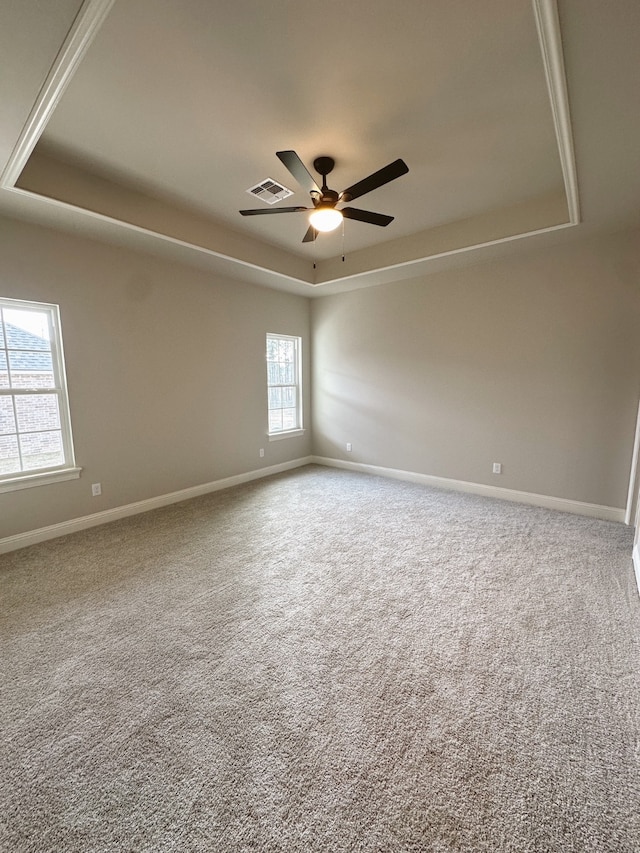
0;467;82;494
266;332;303;437
0;296;80;493
268;428;306;442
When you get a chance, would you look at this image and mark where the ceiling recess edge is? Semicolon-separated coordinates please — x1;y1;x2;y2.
532;0;580;224
0;0;580;294
1;0;116;189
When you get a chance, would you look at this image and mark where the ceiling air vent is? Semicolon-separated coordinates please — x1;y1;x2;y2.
246;178;293;205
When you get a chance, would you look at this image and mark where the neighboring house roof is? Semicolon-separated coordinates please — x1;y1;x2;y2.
2;323;52;372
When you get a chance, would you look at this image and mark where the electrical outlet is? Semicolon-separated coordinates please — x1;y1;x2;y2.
346;443;352;452
259;448;265;458
91;483;102;496
492;462;502;474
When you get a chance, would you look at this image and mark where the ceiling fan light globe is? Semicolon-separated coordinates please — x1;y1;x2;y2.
309;207;343;233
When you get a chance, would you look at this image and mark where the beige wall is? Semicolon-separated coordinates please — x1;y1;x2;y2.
0;217;311;539
2;216;640;542
311;229;640;509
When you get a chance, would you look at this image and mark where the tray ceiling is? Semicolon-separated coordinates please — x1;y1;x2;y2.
2;0;637;294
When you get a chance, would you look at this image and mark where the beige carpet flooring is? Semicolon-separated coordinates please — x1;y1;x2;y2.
1;465;639;852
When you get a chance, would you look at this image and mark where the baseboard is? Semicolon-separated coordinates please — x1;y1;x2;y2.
311;456;625;523
1;455;626;555
633;545;640;599
0;456;313;554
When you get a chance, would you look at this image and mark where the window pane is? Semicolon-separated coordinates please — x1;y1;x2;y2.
279;339;294;362
266;337;279;360
266;334;301;435
267;362;280;385
4;309;51;351
0;398;16;435
19;430;64;470
0;352;8;388
0;434;20;474
285;387;296;407
15;395;61;432
269;409;283;432
278;362;294;384
268;387;282;409
8;350;54;389
0;299;75;484
282;408;297;430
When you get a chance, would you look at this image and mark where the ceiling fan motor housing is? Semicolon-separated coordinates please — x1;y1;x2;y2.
313;156;335;177
319;189;339;207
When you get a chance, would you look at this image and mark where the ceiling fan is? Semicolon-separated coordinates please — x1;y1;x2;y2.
240;150;409;243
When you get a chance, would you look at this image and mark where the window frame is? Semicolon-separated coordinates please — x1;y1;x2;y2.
266;332;304;440
0;296;80;493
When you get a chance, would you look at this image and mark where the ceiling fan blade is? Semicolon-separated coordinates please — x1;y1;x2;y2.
340;159;409;202
276;150;321;195
302;225;318;243
239;206;310;216
341;207;394;227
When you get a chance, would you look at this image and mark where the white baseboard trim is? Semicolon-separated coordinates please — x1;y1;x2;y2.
1;455;626;555
0;456;313;554
311;456;625;523
633;545;640;599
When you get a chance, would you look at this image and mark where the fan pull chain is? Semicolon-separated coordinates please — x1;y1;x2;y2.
342;219;345;262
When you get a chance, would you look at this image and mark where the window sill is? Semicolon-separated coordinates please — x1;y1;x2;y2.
268;429;306;442
0;466;82;494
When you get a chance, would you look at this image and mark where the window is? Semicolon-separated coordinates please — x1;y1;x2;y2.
0;297;79;492
266;333;303;437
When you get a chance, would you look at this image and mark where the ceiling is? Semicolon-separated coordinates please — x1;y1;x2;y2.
0;0;638;296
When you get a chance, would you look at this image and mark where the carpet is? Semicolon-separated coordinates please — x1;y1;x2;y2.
1;465;639;852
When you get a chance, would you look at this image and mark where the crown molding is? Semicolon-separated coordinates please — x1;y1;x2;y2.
533;0;580;224
1;0;115;189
